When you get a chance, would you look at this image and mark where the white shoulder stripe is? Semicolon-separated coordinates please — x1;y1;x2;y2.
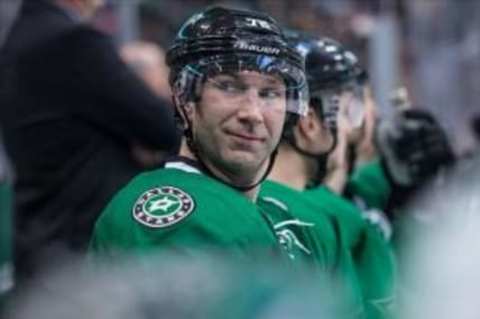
274;219;315;229
261;196;288;212
164;162;202;174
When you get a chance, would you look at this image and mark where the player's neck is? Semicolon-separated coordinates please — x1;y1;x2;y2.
178;140;260;201
268;144;310;191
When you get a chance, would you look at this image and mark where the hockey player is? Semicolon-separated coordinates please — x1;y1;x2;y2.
258;33;396;319
89;7;310;264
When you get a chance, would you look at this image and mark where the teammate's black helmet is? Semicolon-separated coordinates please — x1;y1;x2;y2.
166;6;309;116
288;33;366;93
286;32;366;131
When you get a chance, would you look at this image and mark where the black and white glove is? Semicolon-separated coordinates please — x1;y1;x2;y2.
376;109;455;188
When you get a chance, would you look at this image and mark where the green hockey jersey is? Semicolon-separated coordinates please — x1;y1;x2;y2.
347;158;391;211
304;186;397;319
259;180;366;317
90;160;284;265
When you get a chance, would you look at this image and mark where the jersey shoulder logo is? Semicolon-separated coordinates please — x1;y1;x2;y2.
132;186;195;228
274;219;315;258
260;196;314;259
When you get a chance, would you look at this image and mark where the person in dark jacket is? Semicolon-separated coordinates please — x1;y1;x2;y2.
0;0;179;280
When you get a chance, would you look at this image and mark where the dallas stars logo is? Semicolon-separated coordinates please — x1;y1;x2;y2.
133;186;195;228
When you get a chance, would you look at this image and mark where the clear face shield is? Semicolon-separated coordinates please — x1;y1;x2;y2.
339;81;366;130
317;89;340;132
317;80;365;133
173;54;309;117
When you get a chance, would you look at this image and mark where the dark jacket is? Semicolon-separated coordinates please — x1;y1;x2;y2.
0;0;179;277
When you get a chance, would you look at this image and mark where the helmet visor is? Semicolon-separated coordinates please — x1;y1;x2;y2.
340;81;365;129
175;53;309;116
315;80;365;131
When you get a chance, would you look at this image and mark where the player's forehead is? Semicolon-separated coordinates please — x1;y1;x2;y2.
209;70;285;87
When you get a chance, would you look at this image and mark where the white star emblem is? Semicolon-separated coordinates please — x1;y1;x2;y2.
148;196;178;212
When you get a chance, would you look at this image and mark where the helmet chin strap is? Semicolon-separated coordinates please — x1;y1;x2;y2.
178;103;277;193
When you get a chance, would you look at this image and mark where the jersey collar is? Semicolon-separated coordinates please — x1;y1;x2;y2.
163;156;202;174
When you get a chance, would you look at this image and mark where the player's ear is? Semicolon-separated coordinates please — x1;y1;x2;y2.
182;102;195;123
297;108;321;141
172;93;195;130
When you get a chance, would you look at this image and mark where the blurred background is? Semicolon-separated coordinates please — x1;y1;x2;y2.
2;0;479;154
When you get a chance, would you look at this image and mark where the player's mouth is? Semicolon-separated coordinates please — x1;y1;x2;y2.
225;130;266;143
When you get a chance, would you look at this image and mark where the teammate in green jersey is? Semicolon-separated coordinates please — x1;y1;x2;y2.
89;7;310;263
258;32;397;319
340;80;392;214
305;46;394;242
339;86;393;239
339;81;455;222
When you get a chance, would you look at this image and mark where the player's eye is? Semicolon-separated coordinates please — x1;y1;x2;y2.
211;78;245;94
259;87;285;100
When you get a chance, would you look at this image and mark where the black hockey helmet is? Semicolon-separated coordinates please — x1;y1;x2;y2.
287;32;366;131
166;6;309;116
289;34;366;92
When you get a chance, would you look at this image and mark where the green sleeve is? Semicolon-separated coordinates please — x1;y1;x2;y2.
357;223;397;319
347;159;391;211
303;187;366;314
304;186;397;319
89;169;281;264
